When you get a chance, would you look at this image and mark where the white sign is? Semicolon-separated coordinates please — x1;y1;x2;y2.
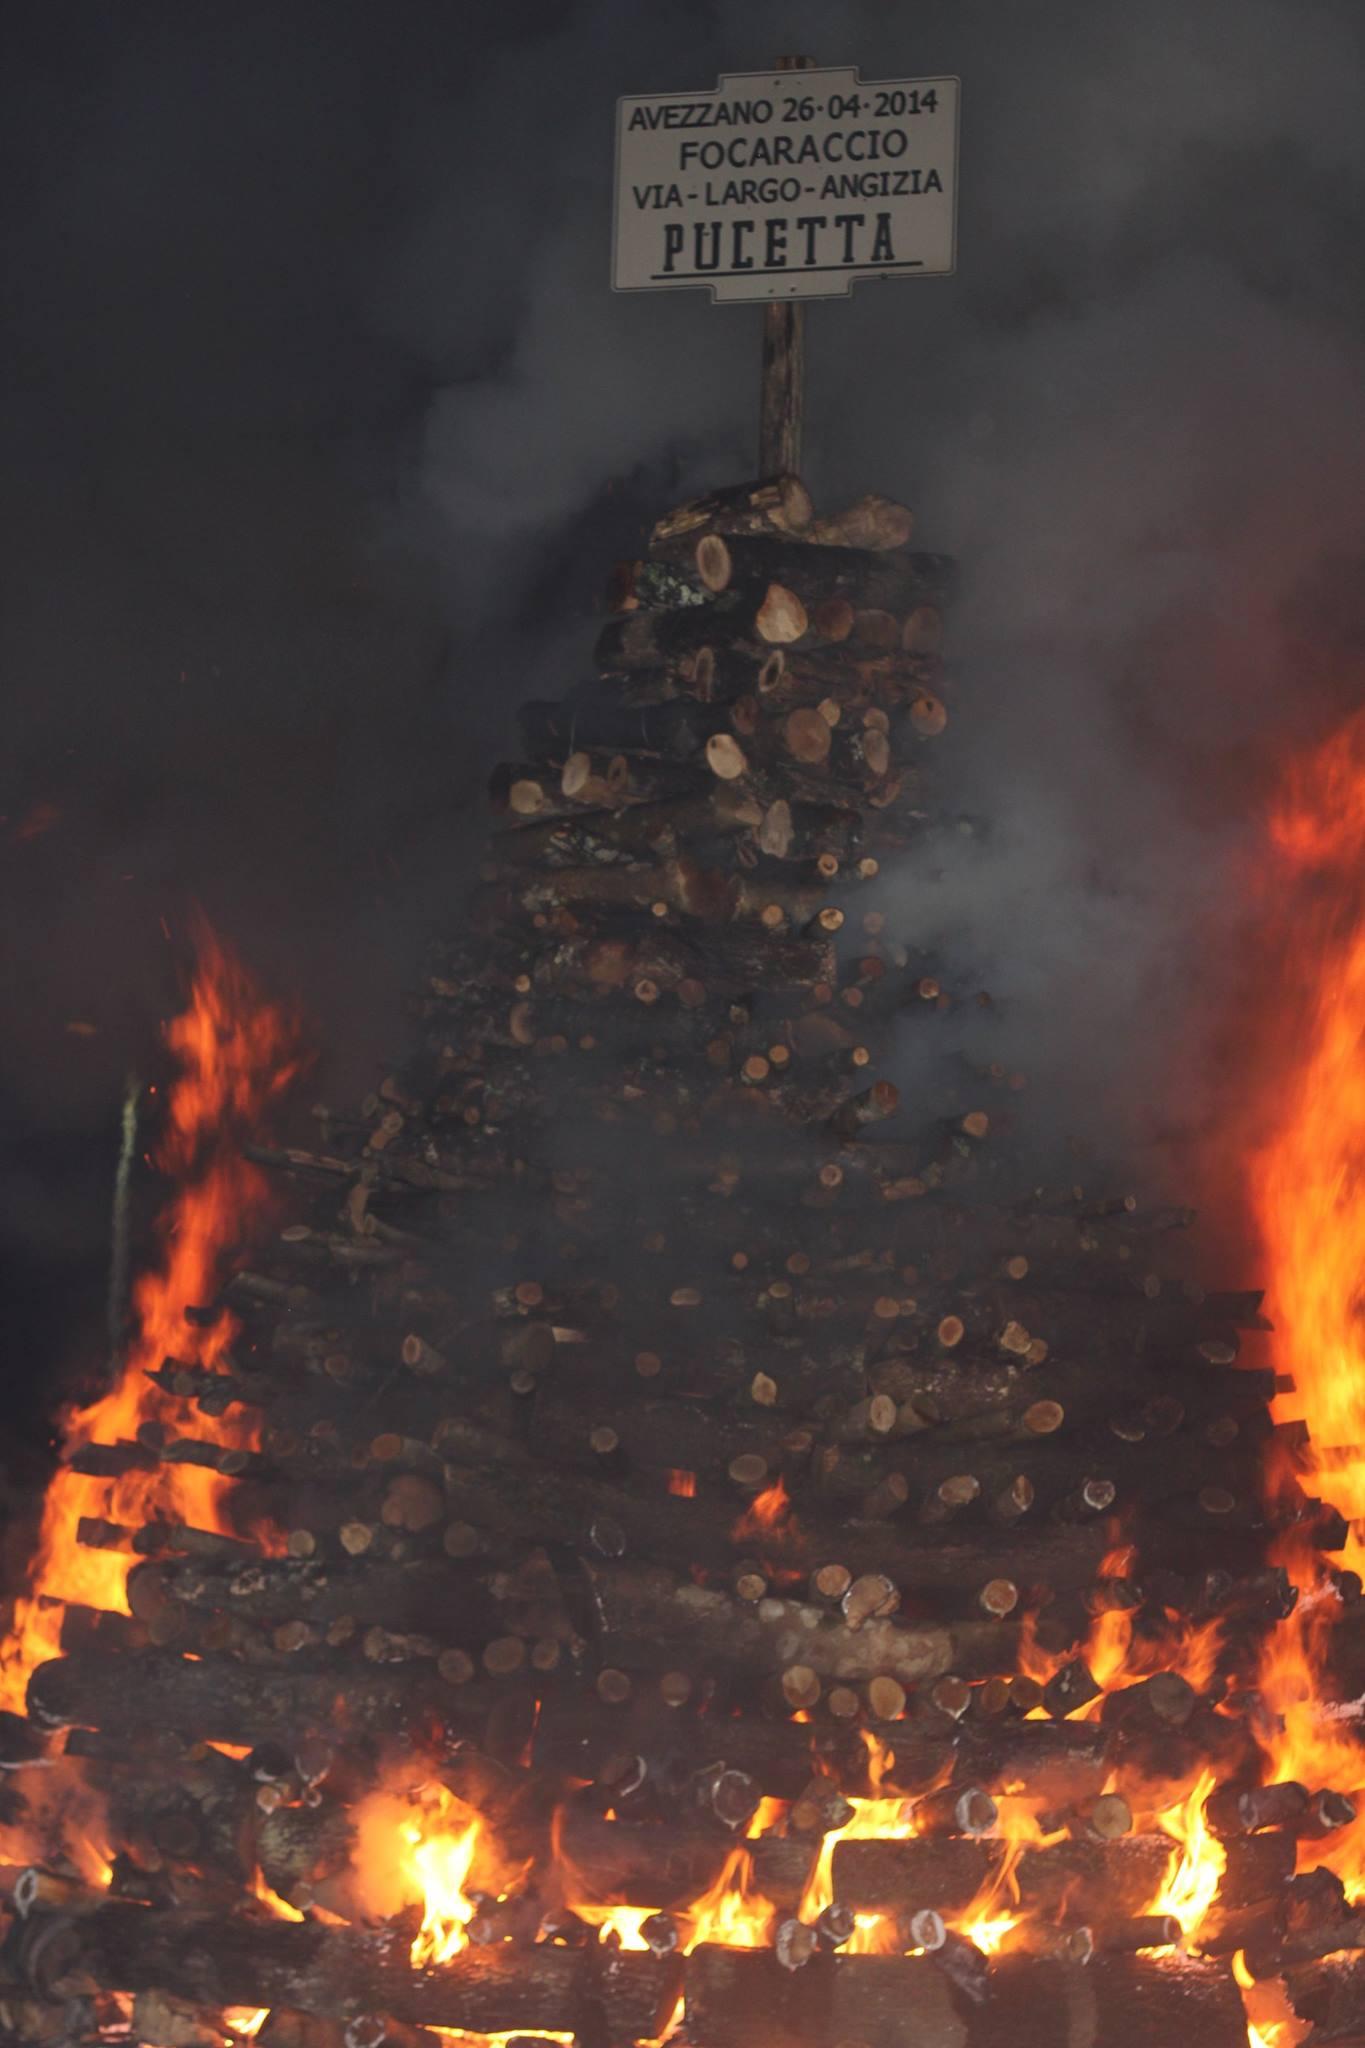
613;67;959;303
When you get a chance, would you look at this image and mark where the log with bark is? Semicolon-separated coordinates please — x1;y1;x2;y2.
18;1903;682;2041
525;1688;945;1802
648;475;814;550
688;537;956;618
682;1944;1249;2048
556;1806;814;1908
26;1651;496;1749
573;1555;1019;1687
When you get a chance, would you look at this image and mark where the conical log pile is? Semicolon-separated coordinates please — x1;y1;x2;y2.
0;473;1343;2047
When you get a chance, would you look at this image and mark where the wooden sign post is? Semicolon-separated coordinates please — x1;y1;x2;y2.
758;55;814;477
612;59;959;477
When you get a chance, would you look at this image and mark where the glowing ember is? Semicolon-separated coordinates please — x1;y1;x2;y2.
0;927;300;1713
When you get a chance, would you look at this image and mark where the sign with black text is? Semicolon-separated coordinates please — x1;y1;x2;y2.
613;66;959;301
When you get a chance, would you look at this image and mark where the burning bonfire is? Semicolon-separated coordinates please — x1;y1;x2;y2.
3;480;1365;2048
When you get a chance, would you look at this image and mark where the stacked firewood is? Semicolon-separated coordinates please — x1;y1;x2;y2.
1;475;1350;2048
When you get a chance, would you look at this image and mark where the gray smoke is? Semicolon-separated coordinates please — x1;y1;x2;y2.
396;0;1365;1179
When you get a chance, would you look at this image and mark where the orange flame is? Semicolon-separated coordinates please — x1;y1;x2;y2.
0;927;301;1711
222;2011;270;2040
1254;1580;1365;1896
730;1478;792;1544
1247;708;1365;1902
1251;706;1365;1561
683;1843;776;1950
409;1809;482;1965
351;1780;485;1965
1146;1768;1224;1946
955;1795;1064;1957
797;1767;917;1957
251;1867;306;1923
568;1845;777;1956
1018;1599;1221;1709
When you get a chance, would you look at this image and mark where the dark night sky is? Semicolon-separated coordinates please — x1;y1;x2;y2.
6;0;1365;1459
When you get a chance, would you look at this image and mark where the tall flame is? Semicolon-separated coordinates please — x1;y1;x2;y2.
1245;709;1365;1906
0;926;300;1710
1251;706;1365;1560
408;1804;483;1966
350;1780;486;1965
798;1745;917;1957
1148;1768;1225;1944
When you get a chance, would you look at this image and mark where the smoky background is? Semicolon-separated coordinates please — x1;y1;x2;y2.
5;0;1365;1463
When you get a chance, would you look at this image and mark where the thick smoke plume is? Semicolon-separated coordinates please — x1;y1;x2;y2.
5;0;1365;1443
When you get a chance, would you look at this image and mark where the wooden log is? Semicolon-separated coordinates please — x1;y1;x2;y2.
127;1557;527;1639
1285;1953;1365;2038
754;644;940;714
681;1947;1243;2048
1015;1836;1179;1920
649;476;813;548
489;755;701;823
575;1557;1018;1686
82;1743;257;1881
127;1991;258;2048
695;538;956;618
804;495;914;551
556;1807;814;1908
530;1393;778;1484
21;1902;681;2040
594;605;760;675
682;1946;1005;2048
256;1802;356;1902
527;1687;957;1802
26;1651;482;1749
952;1720;1111;1804
830;1833;1175;1924
520;922;838;1001
1248;1912;1365;1974
516;696;730;763
1215;1829;1297;1908
1081;1955;1250;2048
487;791;735;872
442;1427;1117;1627
830;1837;996;1914
498;858;744;924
